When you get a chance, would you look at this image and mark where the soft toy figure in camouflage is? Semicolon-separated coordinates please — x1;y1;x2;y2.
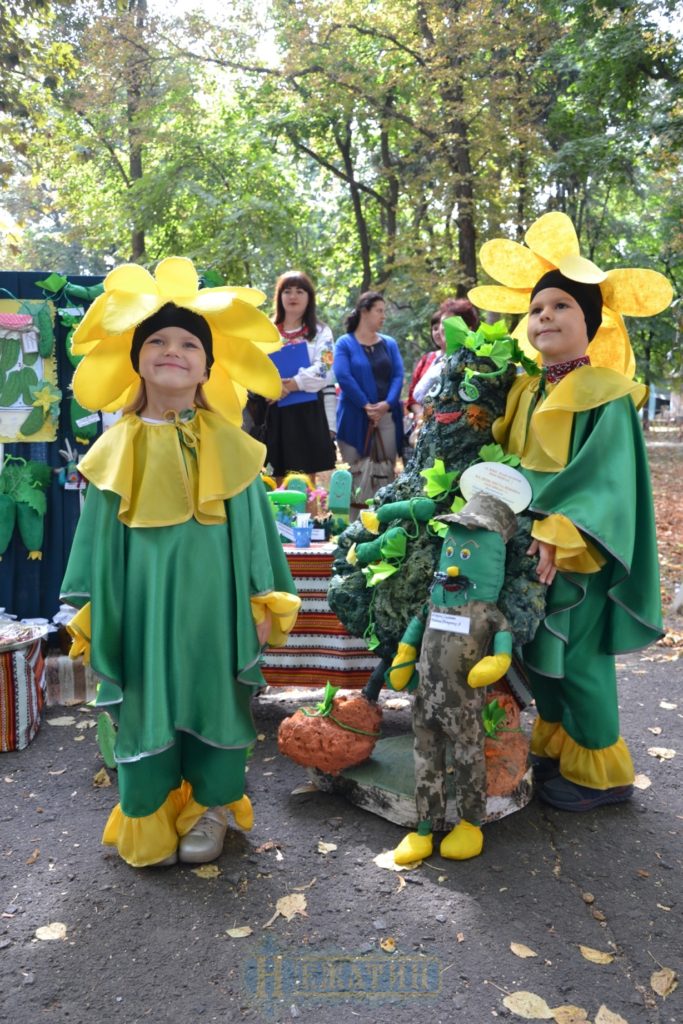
388;491;518;863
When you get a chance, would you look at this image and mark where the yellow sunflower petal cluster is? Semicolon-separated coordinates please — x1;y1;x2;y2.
71;257;282;424
468;212;673;377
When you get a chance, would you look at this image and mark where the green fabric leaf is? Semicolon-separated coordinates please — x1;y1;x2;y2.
362;560;400;587
420;458;458;499
379;527;408;562
448;495;466;514
35;273;68;294
482;699;508;739
478;442;521;467
428;518;449;538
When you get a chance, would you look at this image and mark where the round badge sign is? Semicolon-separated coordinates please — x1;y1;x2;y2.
459;463;532;513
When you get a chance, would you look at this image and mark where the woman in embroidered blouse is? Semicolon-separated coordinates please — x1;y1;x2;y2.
263;270;337;482
333;291;405;476
60;260;300;869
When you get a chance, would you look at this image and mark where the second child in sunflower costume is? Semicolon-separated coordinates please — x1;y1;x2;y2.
469;213;672;812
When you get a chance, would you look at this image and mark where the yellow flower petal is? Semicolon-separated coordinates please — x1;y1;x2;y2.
213;334;282;400
468;284;530;314
154;256;200;300
559;253;607;284
601;268;673;317
192;286;267;310
480;238;551;289
525;211;580;264
511;315;541;363
104;263;157;295
72;336;139;412
204;362;247;425
101;292;161;335
202;298;281;346
587;309;635;378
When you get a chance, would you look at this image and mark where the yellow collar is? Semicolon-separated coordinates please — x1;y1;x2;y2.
78;409;266;526
493;366;647;471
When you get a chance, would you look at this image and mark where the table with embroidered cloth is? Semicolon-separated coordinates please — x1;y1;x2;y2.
261;543;379;689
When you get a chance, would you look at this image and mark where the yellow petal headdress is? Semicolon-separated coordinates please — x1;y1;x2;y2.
468;212;673;378
71;257;282;423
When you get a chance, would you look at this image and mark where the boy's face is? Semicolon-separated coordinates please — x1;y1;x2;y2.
527;287;589;365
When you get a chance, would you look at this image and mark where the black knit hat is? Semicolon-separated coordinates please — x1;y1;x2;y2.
530;270;603;342
130;302;214;373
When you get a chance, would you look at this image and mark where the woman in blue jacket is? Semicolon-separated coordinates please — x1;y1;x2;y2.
333;292;404;505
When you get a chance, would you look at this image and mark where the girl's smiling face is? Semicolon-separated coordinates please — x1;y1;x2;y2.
527;287;589;365
138;325;208;397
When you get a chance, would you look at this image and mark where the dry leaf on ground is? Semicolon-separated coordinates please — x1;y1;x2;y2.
578;945;614;964
92;768;111;788
35;922;67;941
192;864;220;879
226;926;253;938
317;841;337;855
647;747;676;760
75;719;96;730
292;878;317;891
380;937;396;953
263;892;308;928
633;774;652;790
647;726;662;735
551;1006;589;1024
290;782;318;795
650;966;678;998
659;701;677;710
511;942;538;958
594;1005;629;1024
26;848;40;865
48;768;67;776
373;849;420;872
46;717;76;727
502;991;554;1019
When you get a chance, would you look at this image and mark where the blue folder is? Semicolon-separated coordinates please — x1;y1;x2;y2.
270;342;317;407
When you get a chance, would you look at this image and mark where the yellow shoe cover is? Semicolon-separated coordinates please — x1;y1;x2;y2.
440;820;483;860
227;794;254;831
393;831;433;865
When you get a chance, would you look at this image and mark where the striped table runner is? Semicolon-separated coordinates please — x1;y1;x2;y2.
262;543;379;689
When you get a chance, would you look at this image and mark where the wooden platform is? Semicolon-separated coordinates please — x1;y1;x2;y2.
308;734;533;827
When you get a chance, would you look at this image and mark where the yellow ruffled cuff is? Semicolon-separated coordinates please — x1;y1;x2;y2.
251;591;301;647
102;781;206;867
66;602;92;664
531;514;606;574
531;718;634;789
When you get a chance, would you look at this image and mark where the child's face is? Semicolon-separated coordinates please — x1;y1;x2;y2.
138;325;208;397
527;287;589;365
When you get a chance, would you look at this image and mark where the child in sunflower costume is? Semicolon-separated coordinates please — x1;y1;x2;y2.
60;259;300;867
469;213;672;811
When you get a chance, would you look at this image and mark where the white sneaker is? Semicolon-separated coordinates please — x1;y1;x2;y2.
178;806;228;864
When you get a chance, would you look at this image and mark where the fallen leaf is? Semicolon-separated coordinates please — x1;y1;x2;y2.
75;719;96;730
92;768;111;788
656;903;672;912
293;878;317;891
502;991;554;1019
290;782;318;795
35;922;67;941
551;1006;589;1024
510;942;538;959
659;701;677;710
633;774;652;790
226;926;253;938
257;733;266;741
73;735;85;742
263;892;308;927
46;717;76;727
578;945;614;964
592;909;606;922
647;747;676;760
456;931;464;943
192;864;220;879
373;850;420;872
650;966;678;998
395;875;406;892
636;869;650;877
255;840;281;854
26;848;40;866
647;726;662;735
317;841;337;855
581;892;595;904
380;937;396;953
594;1006;629;1024
48;768;67;776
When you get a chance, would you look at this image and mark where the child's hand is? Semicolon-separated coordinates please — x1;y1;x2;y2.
256;608;272;647
527;538;557;586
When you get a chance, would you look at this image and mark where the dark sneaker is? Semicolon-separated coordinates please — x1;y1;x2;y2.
538;775;633;812
531;756;560;785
